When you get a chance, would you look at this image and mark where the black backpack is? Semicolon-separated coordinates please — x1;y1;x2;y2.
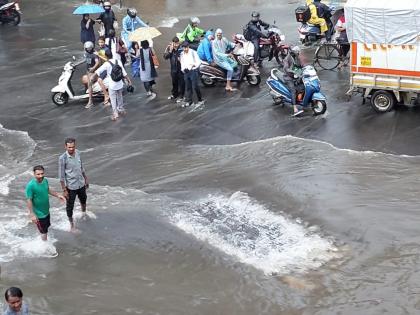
108;60;124;82
243;22;252;41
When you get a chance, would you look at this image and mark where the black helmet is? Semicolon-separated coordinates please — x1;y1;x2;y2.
251;11;260;22
127;8;137;18
127;85;134;93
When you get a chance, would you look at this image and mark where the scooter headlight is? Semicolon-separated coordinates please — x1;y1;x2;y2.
280;35;286;41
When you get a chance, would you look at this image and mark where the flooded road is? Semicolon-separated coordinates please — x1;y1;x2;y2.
1;0;420;314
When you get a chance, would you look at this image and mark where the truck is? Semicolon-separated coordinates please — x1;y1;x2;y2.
345;0;420;112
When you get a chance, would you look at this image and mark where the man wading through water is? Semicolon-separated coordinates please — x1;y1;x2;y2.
59;138;89;233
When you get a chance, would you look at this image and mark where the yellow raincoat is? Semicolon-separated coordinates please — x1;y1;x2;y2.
306;0;328;33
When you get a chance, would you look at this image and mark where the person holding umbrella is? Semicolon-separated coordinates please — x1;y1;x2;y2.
80;14;96;45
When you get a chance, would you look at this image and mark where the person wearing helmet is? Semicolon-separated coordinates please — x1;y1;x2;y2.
246;11;270;66
178;17;204;50
122;7;148;48
81;41;100;108
282;46;304;116
313;0;333;41
97;1;116;37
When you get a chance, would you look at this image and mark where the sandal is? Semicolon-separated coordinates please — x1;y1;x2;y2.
225;87;237;92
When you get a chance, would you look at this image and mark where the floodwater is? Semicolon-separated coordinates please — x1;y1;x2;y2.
1;0;420;314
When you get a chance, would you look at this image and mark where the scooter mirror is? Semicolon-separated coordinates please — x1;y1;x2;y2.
72;56;76;61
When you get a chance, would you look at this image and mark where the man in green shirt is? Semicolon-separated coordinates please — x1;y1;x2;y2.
25;165;66;241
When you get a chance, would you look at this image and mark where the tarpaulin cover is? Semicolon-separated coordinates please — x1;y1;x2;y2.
345;0;420;45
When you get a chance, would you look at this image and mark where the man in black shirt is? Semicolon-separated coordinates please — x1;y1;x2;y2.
246;11;270;66
97;1;116;38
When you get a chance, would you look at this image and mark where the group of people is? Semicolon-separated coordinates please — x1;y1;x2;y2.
79;2;158;120
25;138;89;242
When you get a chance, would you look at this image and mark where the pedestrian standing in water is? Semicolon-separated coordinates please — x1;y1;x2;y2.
80;14;96;45
3;287;29;315
105;29;128;65
59;138;89;232
129;41;141;78
95;49;132;120
163;36;185;102
180;41;203;107
138;40;158;98
25;165;66;241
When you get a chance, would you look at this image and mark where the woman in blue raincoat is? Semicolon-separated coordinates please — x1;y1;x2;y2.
212;28;237;91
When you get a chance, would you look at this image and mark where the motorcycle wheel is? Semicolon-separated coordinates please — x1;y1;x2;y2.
312;100;327;115
11;11;20;26
52;92;69;106
201;76;216;87
247;75;261;86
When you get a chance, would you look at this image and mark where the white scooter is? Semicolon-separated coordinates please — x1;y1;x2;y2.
51;57;104;106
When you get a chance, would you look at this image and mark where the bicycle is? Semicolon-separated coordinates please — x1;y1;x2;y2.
314;41;349;70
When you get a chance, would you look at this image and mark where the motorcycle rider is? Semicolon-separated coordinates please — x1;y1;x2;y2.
197;30;215;64
82;41;100;109
282;46;304;116
305;0;330;42
121;8;147;49
246;11;270;66
313;0;332;41
212;28;237;92
178;17;204;50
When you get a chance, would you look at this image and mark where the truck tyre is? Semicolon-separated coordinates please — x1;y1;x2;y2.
371;90;395;113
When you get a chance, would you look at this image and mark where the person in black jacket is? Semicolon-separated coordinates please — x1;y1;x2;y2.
163;36;185;102
246;11;270;66
97;1;116;38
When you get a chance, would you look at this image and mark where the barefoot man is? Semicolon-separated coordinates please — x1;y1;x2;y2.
25;165;66;241
59;138;89;232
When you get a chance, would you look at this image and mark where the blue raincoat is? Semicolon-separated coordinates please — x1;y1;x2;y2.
211;37;237;71
121;15;148;48
197;30;214;63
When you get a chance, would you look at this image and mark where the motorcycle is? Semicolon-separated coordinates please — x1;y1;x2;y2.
295;4;335;45
258;27;289;66
266;65;327;116
0;1;21;26
51;57;104;106
199;48;261;87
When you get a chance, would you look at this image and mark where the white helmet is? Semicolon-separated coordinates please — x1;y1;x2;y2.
84;41;94;52
190;17;200;25
291;46;301;55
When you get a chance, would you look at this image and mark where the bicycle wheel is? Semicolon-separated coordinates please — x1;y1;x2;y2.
315;44;341;70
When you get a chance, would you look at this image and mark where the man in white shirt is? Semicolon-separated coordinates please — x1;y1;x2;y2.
180;41;203;107
95;50;132;121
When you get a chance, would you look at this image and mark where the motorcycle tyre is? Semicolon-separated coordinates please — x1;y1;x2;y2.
1;10;20;26
201;77;216;87
52;92;69;106
312;100;327;116
247;75;261;86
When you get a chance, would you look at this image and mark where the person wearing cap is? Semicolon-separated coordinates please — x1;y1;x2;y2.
97;1;116;38
122;8;148;48
178;17;204;50
180;41;203;107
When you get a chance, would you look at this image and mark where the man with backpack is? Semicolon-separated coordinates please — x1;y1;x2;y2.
244;11;270;66
95;49;132;121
